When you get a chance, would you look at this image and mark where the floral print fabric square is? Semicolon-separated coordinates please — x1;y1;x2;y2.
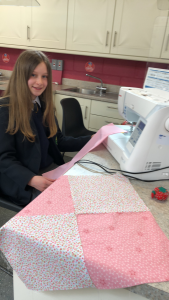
0;214;93;290
68;174;149;214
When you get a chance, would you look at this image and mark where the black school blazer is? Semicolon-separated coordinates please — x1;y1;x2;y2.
0;97;90;206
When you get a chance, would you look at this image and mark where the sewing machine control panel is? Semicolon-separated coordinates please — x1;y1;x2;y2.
128;120;146;149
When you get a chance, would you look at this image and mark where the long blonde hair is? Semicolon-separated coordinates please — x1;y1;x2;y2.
4;50;57;142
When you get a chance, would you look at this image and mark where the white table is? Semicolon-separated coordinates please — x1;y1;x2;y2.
14;144;159;300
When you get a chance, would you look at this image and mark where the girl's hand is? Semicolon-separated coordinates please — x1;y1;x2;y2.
28;176;55;192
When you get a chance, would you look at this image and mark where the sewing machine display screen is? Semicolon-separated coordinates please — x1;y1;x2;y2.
138;121;145;131
129;120;146;147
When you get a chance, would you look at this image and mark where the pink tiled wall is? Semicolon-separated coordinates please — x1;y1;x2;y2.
0;47;168;88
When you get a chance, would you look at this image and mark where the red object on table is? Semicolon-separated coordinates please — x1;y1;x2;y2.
121;120;128;125
151;187;169;201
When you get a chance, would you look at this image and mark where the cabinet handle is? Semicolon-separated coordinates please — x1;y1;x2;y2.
107;106;116;109
165;34;169;51
85;106;87;119
27;26;30;40
105;31;109;46
113;31;117;47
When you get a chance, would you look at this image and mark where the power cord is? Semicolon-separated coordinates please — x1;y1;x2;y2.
76;160;169;182
0;265;13;277
77;162;112;176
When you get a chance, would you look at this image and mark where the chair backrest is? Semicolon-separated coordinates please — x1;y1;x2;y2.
60;98;85;136
0;195;23;212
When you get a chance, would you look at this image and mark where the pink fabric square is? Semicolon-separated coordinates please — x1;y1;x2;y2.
18;176;74;217
77;211;169;289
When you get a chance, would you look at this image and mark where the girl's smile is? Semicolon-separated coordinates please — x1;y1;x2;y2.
28;62;48;100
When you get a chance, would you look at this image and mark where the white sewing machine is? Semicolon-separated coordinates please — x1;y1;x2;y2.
104;87;169;180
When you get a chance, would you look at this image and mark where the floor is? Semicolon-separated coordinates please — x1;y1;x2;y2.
0;207;15;300
0;156;72;300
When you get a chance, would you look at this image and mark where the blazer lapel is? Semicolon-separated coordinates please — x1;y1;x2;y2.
30;117;41;155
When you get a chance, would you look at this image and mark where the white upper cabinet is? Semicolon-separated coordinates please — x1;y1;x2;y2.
66;0;115;53
160;12;169;59
0;0;169;62
110;0;168;58
0;6;27;46
26;0;68;49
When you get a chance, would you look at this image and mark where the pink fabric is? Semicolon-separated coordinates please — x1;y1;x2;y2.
1;174;169;291
43;123;125;180
18;176;74;217
77;211;169;289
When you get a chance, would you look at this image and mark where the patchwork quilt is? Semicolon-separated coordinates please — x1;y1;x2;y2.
0;174;169;291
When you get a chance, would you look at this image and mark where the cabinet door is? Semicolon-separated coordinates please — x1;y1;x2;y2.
54;94;92;130
91;100;122;118
66;0;115;53
89;100;124;130
161;13;169;59
27;0;68;49
0;6;27;46
111;0;168;58
89;115;123;131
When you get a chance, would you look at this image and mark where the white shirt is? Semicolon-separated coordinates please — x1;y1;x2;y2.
32;96;41;108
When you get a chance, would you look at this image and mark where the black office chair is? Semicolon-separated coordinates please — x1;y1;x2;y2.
60;98;96;137
0;195;23;277
0;194;23;212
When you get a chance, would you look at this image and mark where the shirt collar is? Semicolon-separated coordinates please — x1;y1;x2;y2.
32;96;41;107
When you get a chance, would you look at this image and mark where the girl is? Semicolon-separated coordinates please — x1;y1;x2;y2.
0;50;91;206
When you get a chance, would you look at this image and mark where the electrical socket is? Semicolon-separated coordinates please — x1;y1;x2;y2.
56;60;63;71
51;59;57;70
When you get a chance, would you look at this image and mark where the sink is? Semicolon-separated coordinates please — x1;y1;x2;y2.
61;87;118;99
63;87;96;95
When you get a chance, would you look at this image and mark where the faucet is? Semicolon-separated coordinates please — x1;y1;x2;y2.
86;74;106;96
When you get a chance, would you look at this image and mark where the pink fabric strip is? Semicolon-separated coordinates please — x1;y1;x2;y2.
43;123;125;180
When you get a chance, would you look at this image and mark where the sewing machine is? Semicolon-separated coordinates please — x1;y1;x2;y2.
104;87;169;180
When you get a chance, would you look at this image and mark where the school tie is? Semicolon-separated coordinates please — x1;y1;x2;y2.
34;102;39;113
